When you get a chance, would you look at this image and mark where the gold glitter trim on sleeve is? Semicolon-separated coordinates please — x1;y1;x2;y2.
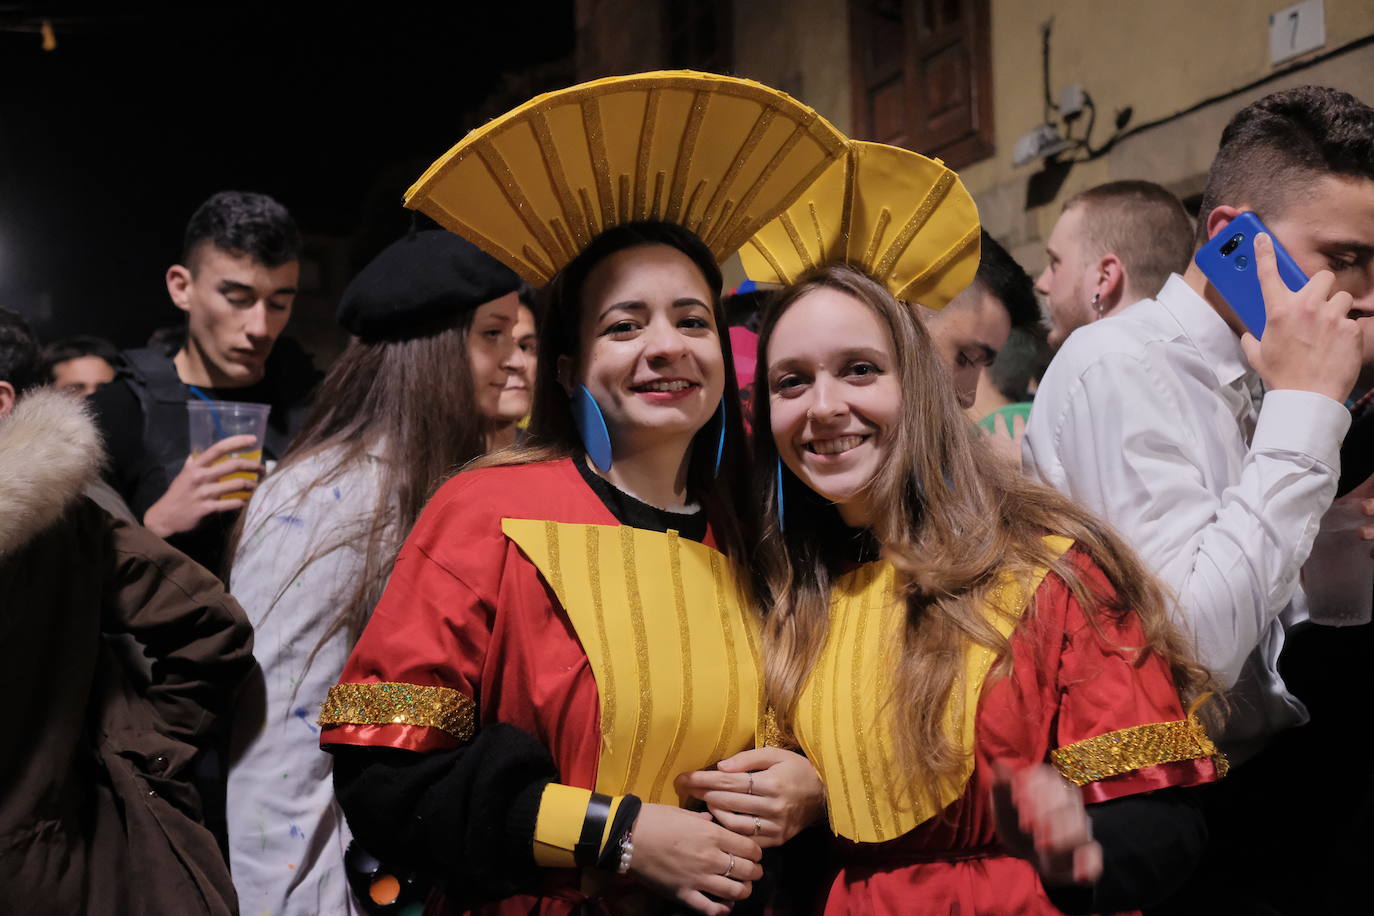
1051;714;1229;786
319;682;476;743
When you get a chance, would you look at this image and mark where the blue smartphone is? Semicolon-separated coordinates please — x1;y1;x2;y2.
1193;211;1307;338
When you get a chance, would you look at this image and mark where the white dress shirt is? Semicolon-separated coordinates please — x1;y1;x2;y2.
1023;274;1358;764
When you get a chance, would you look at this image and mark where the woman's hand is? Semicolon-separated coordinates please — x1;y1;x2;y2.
675;747;826;849
990;760;1103;888
628;803;763;916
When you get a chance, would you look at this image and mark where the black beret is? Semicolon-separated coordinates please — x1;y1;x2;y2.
337;230;522;339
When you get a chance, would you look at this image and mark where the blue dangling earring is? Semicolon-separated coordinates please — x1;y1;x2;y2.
774;455;786;533
712;396;727;477
571;385;613;472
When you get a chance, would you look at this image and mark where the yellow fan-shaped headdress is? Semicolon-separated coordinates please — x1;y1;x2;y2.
739;141;981;309
405;70;849;285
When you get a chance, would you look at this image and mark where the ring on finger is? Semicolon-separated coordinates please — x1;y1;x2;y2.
746;772;754;796
752;815;761;837
721;853;736;878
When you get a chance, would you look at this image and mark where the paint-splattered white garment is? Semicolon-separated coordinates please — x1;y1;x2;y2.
227;448;386;916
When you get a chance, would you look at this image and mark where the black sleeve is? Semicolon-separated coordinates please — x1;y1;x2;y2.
88;379;145;501
330;723;560;908
1043;787;1207;914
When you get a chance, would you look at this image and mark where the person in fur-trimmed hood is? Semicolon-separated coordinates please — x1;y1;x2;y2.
0;310;254;916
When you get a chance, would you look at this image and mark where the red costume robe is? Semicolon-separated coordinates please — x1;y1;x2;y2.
789;544;1223;914
320;459;763;914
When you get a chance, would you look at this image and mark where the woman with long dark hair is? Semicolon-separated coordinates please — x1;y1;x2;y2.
681;144;1225;913
226;230;527;916
316;72;848;914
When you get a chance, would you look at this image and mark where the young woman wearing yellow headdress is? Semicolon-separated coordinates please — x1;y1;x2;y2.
679;143;1226;913
316;72;845;914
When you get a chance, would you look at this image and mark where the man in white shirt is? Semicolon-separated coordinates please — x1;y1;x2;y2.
1035;180;1194;348
1023;86;1374;911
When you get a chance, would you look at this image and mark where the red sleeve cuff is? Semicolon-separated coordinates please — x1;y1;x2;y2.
1080;756;1219;805
320;721;460;754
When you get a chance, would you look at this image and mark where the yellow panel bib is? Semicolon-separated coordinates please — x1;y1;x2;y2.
794;536;1073;843
502;520;763;806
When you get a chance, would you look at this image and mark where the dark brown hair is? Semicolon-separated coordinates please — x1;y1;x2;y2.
1063;180;1194;300
752;264;1215;809
474;221;755;565
230;314;489;662
1196;86;1374;246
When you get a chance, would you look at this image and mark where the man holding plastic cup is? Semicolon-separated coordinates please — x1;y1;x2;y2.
90;191;317;575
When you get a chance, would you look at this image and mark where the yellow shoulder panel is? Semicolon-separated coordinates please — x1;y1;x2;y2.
502;519;764;806
795;536;1073;842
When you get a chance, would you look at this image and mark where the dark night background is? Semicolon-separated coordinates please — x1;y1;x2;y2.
0;3;575;362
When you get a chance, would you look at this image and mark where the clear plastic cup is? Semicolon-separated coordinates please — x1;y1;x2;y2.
186;400;271;501
1303;501;1374;627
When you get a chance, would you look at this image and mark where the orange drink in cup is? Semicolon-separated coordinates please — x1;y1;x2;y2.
186;401;271;501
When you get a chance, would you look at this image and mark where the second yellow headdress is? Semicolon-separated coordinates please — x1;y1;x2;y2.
739;141;981;310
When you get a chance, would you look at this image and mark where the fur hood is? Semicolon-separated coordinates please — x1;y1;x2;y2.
0;388;104;556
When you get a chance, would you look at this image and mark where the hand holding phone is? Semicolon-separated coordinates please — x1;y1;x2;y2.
1194;211;1307;338
1238;231;1362;403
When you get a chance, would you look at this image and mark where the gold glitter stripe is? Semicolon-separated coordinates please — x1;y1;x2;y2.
1051;716;1226;786
714;119;807;256
580;97;616;233
897;224;982;301
474;145;569;267
860;209;891;270
406;201;538;286
828;577;860;835
706;550;742;763
850;565;885;839
582;530;616;746
578;188;598;241
650;533;695;799
874;171;955;278
319;682;475;742
714;200;737;248
633;88;660;220
619;526;654;793
745;238;792;286
700;107;776;249
683;179;709;227
778;211;814;271
838;149;856;258
617;174;631;225
650;172;666;220
718;108;842;257
873;572;902;829
530;111;591;250
807;605;830;791
666;90;709;223
520;244;555;281
549;219;576;268
807;202;826;264
542;520;565;596
733;561;763;714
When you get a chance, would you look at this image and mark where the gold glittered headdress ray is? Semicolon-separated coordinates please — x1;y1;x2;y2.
739;141;981;310
405;70;849;286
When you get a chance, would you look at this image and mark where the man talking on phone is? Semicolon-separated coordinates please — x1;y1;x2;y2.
1023;86;1374;911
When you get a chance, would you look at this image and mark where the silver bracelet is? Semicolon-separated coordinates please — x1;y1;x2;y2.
617;830;634;874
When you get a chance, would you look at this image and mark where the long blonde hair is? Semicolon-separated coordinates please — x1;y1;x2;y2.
752;264;1214;808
